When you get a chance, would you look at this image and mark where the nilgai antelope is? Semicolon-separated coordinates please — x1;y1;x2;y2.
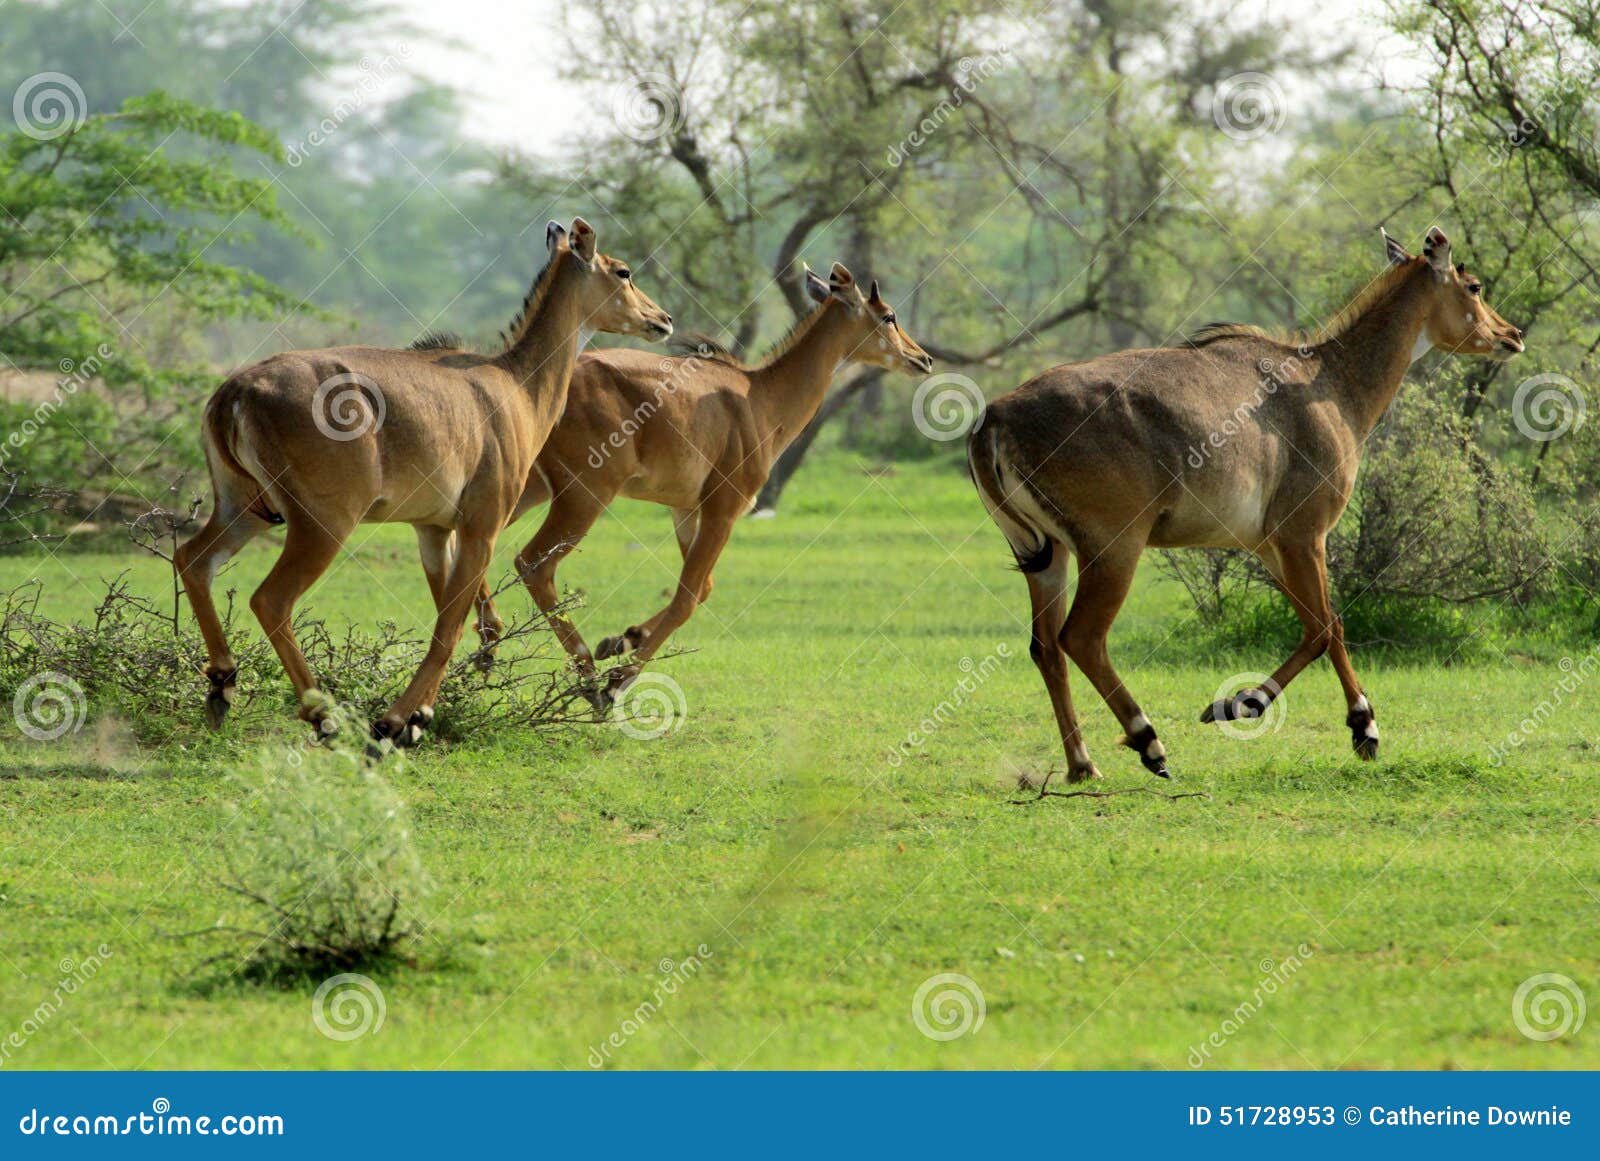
464;261;933;704
175;218;673;743
970;227;1523;782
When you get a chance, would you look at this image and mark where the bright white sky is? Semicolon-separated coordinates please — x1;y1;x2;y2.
390;0;1421;156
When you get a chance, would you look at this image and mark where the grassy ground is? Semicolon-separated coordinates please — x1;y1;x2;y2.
1;452;1596;1069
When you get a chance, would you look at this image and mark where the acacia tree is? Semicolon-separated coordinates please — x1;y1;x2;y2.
0;91;303;496
505;0;1339;508
1389;0;1600;467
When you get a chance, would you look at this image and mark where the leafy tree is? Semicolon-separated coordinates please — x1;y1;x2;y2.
515;0;1345;506
0;92;302;493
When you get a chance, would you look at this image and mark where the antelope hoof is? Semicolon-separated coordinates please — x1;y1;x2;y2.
373;706;433;748
601;665;642;706
1065;762;1102;784
203;668;237;731
1200;688;1270;725
1121;723;1171;779
596;627;645;660
1348;703;1379;760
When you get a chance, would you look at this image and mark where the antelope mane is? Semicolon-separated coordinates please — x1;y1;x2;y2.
1184;261;1416;351
668;299;833;371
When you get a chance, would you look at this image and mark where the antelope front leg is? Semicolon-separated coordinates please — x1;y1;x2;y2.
1203;539;1377;756
376;530;496;746
597;505;737;706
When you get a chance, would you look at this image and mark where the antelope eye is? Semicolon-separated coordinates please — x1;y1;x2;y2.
1467;283;1481;296
883;313;896;325
616;267;632;281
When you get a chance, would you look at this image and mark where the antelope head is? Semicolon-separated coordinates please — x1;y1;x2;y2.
1384;226;1523;360
805;262;934;374
549;218;674;340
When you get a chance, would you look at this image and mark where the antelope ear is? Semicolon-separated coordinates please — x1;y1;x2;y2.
829;262;855;290
803;264;830;305
1381;227;1411;267
569;217;597;262
1423;226;1452;276
546;221;568;253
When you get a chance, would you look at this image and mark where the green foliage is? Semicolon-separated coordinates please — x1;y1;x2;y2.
209;717;432;976
0;91;305;488
1;458;1595;1067
1329;391;1547;604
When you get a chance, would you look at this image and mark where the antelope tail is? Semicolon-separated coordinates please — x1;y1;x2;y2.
202;380;283;525
967;409;1053;573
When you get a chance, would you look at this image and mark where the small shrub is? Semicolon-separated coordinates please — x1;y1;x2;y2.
203;710;431;977
1329;391;1547;604
0;570;598;746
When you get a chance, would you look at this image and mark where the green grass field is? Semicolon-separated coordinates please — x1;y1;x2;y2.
1;452;1595;1069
